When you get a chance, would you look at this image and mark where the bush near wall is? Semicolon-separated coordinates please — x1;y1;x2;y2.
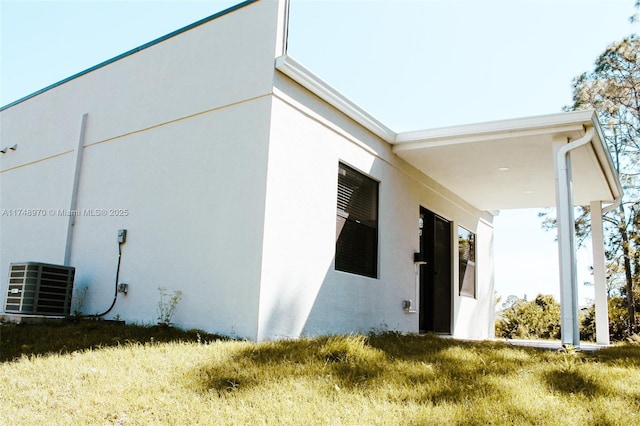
495;294;561;340
497;294;640;342
580;296;640;342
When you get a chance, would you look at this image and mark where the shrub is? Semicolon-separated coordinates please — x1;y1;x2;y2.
580;304;596;341
580;296;636;342
495;294;560;339
157;287;183;326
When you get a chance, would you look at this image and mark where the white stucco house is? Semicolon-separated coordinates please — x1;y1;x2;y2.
0;0;622;344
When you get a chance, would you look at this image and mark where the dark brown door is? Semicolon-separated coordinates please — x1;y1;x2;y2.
419;207;452;334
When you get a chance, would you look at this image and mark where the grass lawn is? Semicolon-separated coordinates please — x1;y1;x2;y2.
1;321;639;425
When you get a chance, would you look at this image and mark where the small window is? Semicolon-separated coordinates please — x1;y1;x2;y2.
458;227;476;298
335;163;378;278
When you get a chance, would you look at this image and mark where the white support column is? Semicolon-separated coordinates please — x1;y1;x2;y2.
590;200;610;345
554;138;580;346
553;128;595;347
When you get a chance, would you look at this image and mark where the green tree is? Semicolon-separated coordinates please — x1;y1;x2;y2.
565;33;640;334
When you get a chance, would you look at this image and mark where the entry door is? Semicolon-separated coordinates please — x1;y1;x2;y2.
419;207;452;334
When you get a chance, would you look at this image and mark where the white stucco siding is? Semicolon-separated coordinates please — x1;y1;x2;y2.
1;0;280;149
258;93;401;340
66;98;272;338
257;98;338;340
258;74;495;340
0;0;280;174
452;217;495;340
0;0;281;339
77;0;280;146
478;218;496;338
0;156;74;266
0;100;83;169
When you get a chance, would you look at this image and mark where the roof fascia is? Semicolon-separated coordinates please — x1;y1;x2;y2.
394;110;595;147
274;55;396;142
0;0;259;112
392;124;586;152
588;112;624;201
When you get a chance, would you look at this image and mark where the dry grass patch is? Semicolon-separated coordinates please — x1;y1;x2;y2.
1;323;640;425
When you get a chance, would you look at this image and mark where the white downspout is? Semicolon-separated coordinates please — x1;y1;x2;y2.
64;113;88;266
555;127;594;347
602;197;621;215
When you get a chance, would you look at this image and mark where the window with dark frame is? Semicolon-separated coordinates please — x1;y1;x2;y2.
458;226;476;298
335;163;378;278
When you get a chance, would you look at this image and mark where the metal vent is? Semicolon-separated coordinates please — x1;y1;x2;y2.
5;262;75;316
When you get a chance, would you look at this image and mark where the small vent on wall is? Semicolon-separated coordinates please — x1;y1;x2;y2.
4;262;75;316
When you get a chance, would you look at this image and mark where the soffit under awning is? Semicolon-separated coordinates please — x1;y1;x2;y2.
392;110;622;211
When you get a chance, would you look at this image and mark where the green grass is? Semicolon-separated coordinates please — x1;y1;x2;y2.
1;322;640;425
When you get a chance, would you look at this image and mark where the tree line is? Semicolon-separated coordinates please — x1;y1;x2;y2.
495;294;634;342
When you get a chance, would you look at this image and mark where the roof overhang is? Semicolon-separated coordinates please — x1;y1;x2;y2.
393;111;623;210
275;55;623;212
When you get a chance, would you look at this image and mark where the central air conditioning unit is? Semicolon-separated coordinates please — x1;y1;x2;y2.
4;262;75;316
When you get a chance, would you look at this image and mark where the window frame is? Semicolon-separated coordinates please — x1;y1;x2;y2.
458;226;476;298
335;162;379;279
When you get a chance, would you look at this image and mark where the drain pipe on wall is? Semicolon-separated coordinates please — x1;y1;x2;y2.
64;113;88;266
554;127;594;347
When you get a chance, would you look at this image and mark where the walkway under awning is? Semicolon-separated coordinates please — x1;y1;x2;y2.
392;110;623;346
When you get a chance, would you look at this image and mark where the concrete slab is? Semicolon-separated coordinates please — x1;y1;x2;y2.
500;338;611;352
0;314;66;325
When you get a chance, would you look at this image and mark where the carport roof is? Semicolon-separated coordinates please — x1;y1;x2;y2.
276;55;622;212
392;111;621;210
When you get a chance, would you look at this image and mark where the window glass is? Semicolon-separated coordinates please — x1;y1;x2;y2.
458;227;476;298
336;163;378;278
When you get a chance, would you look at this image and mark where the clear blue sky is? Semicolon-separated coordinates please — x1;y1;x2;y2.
1;0;637;303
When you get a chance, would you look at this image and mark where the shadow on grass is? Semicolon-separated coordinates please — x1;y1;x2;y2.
0;320;227;362
190;333;526;404
593;345;640;367
193;335;388;396
543;369;601;396
6;322;639;409
191;333;640;408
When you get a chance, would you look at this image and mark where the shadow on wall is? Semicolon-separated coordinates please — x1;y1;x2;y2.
257;254;416;340
256;156;426;340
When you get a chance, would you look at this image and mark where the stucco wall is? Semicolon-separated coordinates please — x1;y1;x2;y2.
0;0;281;339
452;218;495;339
257;73;495;340
68;99;272;337
1;0;495;341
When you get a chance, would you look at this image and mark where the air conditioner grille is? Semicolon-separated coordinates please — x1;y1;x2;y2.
4;262;75;315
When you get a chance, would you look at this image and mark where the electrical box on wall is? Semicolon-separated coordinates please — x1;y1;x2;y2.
118;229;127;244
